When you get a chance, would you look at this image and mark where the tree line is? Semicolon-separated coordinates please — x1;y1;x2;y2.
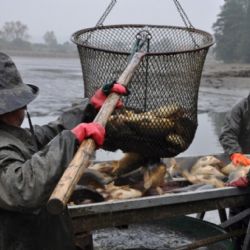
213;0;250;63
2;3;250;63
0;21;77;56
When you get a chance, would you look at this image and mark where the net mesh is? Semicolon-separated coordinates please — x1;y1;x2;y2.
72;24;213;158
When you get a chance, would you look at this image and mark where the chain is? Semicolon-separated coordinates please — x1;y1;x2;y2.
173;0;199;48
83;0;117;43
173;0;194;28
96;0;117;27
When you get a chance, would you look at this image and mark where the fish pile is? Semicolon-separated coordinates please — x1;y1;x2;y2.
170;155;250;188
70;154;250;206
103;104;196;157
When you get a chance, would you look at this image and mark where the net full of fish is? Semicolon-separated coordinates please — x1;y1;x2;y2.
103;104;196;158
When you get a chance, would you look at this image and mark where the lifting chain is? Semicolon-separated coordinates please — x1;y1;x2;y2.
172;0;194;29
96;0;194;29
96;0;117;27
173;0;199;48
83;0;117;43
93;0;199;47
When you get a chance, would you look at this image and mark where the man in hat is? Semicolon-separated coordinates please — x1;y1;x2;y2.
220;94;250;184
219;94;250;249
0;52;127;250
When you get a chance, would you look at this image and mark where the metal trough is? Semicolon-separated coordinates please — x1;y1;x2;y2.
91;216;234;250
69;186;250;232
68;154;250;249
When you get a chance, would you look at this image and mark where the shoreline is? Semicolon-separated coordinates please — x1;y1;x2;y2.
5;50;250;75
1;49;78;59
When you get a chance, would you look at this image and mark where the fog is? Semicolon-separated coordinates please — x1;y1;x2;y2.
0;0;224;43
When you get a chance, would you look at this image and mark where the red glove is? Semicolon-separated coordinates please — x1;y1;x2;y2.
226;176;249;188
90;82;128;110
230;153;250;166
71;122;105;146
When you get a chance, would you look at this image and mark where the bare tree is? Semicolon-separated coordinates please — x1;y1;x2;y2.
1;21;30;41
43;31;58;46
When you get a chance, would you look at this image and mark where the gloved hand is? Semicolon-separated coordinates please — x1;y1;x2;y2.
226;176;249;188
71;122;105;146
230;153;250;166
90;82;128;110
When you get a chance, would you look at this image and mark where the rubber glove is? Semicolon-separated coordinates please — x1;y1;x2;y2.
90;82;128;110
71;122;105;147
230;153;250;166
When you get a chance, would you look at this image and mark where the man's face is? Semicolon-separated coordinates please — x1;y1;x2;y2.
13;107;26;127
0;106;26;127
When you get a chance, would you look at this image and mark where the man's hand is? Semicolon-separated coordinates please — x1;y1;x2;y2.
90;82;128;110
230;153;250;166
71;122;105;146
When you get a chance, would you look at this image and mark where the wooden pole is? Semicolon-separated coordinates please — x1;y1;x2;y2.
47;52;145;214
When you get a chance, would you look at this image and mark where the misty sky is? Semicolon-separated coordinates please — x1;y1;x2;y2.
0;0;224;43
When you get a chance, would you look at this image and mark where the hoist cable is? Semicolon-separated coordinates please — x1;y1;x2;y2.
96;0;117;27
173;0;194;28
83;0;117;43
173;0;199;48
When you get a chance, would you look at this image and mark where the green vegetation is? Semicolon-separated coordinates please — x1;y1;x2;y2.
0;21;77;57
213;0;250;63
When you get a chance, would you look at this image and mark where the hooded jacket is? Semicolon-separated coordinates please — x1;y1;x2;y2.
219;94;250;156
0;99;96;250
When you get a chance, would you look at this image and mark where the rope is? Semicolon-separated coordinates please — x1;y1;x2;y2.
143;38;150;111
125;30;152;108
173;0;199;48
127;30;152;62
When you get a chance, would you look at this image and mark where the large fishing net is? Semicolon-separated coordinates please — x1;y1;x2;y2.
72;24;213;158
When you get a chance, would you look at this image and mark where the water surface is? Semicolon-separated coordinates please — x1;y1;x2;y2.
15;56;230;159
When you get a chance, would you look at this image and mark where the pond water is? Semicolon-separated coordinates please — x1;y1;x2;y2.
15;55;228;159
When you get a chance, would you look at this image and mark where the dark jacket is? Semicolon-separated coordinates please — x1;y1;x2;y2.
219;95;250;156
0;99;96;250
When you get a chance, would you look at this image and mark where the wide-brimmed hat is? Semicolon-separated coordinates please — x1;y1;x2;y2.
0;52;39;115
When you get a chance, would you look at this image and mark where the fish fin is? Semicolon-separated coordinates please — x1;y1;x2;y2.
143;170;152;189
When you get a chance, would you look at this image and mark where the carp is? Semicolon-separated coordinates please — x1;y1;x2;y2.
111;152;145;176
143;162;167;190
89;161;114;176
78;169;107;189
191;165;226;179
181;171;225;188
220;162;237;176
109;109;176;132
108;104;187;135
169;156;226;188
166;133;187;150
99;182;143;201
190;155;224;173
151;104;185;119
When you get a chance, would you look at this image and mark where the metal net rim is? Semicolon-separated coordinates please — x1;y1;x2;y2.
71;23;214;55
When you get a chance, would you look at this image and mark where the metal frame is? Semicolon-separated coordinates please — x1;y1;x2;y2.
71;24;214;55
69;187;250;233
69;187;250;249
69;154;250;248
